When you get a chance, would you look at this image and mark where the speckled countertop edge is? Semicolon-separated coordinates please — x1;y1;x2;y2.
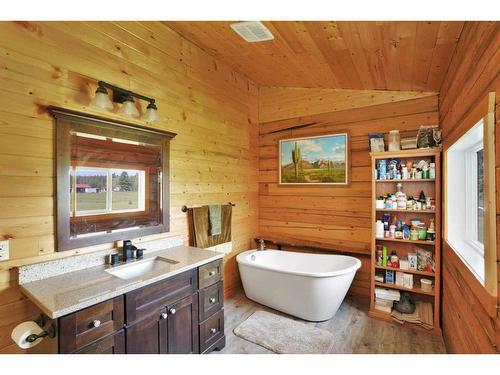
19;245;224;319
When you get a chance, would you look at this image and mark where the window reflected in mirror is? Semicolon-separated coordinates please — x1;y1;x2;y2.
70;130;162;239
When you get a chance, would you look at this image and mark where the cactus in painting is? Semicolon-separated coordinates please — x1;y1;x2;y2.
291;142;302;179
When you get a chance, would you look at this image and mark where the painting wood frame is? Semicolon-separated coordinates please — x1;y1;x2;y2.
278;132;350;185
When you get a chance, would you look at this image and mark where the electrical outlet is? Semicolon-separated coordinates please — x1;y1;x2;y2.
0;240;9;261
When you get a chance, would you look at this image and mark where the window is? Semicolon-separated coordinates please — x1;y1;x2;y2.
445;92;497;296
446;119;485;281
464;140;484;250
70;167;146;216
476;149;484;244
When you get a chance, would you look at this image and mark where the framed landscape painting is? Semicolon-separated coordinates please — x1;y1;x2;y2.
279;133;349;185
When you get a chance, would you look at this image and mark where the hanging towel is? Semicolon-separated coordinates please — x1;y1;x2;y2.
191;204;232;248
208;204;222;236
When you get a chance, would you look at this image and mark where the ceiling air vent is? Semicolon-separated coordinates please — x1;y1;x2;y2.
230;21;274;43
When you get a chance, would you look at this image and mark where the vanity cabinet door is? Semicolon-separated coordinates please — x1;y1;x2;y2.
125;269;197;325
166;293;199;354
126;308;168;354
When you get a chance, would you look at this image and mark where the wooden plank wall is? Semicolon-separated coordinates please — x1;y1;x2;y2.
0;21;259;353
439;21;499;354
258;87;439;299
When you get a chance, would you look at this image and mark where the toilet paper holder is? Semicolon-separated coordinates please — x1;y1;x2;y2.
26;314;56;343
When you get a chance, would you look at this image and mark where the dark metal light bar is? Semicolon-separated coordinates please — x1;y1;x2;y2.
98;80;156;105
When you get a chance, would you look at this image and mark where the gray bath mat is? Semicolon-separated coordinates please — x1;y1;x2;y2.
233;310;334;354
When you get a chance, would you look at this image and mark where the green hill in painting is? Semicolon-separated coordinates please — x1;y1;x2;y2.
281;159;346;183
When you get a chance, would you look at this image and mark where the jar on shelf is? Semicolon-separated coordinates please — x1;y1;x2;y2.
410;226;419;241
388;130;401;151
418;225;428;240
406;196;414;210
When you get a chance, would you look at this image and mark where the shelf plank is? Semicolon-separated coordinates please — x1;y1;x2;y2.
374;237;435;245
374;281;435;296
375;209;436;214
374;265;435;277
370;148;441;159
375;179;435;183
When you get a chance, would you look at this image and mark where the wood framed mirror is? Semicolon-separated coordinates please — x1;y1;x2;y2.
49;107;176;251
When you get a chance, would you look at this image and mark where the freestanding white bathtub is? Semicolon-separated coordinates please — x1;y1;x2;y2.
236;249;361;321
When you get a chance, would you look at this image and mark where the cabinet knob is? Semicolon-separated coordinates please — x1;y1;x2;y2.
209;297;216;304
169;308;176;315
208;271;216;276
91;319;101;328
161;312;168;320
210;328;217;334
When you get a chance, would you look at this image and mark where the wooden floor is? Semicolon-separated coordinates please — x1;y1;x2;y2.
217;290;446;354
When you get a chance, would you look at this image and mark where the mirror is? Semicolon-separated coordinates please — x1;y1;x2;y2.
50;107;176;251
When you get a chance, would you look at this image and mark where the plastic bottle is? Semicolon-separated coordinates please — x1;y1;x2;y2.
376;220;384;238
388;130;401;151
382;246;388;267
429;163;436;179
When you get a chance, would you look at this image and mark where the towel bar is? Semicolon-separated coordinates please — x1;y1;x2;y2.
181;202;235;212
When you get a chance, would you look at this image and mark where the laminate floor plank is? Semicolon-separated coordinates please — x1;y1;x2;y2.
216;290;446;354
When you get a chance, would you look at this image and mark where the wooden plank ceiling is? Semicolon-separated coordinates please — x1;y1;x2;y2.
165;21;464;92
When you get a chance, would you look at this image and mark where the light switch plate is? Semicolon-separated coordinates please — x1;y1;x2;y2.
0;240;9;261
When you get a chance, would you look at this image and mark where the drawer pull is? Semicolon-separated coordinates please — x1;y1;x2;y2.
210;328;217;334
209;297;216;304
91;320;101;328
208;271;216;276
169;308;176;315
161;312;168;320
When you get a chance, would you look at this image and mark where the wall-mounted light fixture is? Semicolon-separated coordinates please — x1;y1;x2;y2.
90;81;158;122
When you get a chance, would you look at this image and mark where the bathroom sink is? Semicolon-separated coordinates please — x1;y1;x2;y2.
105;257;179;280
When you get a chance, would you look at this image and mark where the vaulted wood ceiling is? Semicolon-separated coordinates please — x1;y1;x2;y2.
165;21;465;92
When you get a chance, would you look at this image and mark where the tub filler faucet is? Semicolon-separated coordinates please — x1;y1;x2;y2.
258;239;266;251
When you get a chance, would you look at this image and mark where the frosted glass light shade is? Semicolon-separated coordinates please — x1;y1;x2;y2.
118;97;140;118
90;91;113;110
143;104;159;122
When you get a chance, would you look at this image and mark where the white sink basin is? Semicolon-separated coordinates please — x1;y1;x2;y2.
106;257;179;280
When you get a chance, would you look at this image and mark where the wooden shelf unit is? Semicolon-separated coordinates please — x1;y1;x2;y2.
369;148;442;336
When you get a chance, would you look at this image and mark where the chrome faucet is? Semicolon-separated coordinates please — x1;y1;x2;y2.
258;239;266;251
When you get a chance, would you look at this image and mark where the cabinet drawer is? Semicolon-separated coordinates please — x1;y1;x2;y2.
199;309;224;353
125;269;197;324
73;330;125;354
59;296;124;353
199;281;223;321
198;259;223;289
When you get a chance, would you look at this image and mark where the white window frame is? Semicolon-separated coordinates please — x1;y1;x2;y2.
445;118;485;283
72;166;146;217
464;142;484;255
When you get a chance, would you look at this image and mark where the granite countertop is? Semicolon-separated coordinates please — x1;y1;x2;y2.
20;245;224;319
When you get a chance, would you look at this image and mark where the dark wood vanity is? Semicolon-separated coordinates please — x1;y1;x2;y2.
57;259;225;354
